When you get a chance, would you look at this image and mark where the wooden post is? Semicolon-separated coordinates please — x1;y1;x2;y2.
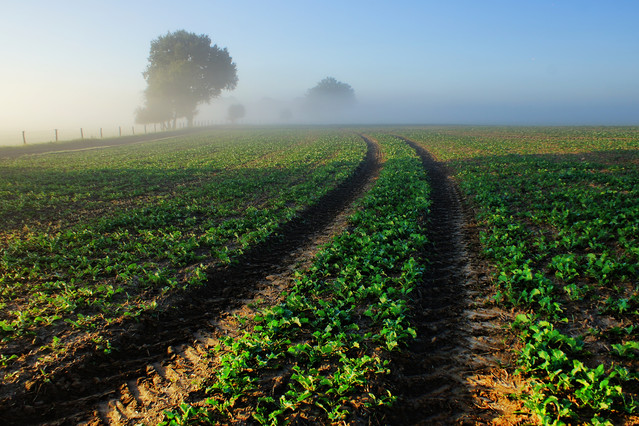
80;128;84;139
132;126;135;135
144;124;147;134
55;129;58;142
154;123;157;132
119;126;122;137
22;131;26;145
100;128;103;138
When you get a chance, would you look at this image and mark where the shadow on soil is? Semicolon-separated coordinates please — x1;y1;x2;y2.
0;137;381;424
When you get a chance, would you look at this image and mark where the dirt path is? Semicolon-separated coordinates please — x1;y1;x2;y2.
0;136;382;425
382;136;525;425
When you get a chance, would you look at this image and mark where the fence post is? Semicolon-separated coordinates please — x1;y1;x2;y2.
100;128;103;138
22;131;26;145
55;129;58;142
119;126;122;137
80;128;84;139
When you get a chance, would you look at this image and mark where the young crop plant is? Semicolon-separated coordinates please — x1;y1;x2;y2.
160;135;432;424
398;127;639;425
0;129;367;390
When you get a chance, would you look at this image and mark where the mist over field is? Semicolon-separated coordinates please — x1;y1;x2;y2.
1;1;638;145
2;2;639;423
199;96;639;127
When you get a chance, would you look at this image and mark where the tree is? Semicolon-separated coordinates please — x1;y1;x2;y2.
227;103;246;124
139;30;238;128
305;77;355;112
135;94;172;129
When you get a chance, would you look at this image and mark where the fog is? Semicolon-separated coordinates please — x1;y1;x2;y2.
2;78;638;147
0;79;144;146
1;2;639;146
3;96;638;147
196;95;639;128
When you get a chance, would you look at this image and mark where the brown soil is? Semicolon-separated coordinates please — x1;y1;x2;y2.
2;132;536;425
0;136;382;425
380;137;529;425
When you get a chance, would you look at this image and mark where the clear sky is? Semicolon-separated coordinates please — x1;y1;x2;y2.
1;0;638;143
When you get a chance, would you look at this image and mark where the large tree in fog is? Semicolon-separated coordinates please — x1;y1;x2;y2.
136;30;238;128
305;77;355;113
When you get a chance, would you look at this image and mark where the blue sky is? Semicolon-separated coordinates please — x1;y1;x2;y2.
1;0;638;140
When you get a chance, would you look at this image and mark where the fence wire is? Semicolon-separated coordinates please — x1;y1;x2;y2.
0;120;225;147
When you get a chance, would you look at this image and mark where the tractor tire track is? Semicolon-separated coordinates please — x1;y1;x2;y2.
1;136;382;425
382;136;523;425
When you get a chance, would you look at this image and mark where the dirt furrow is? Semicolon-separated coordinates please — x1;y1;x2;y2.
1;136;382;425
382;136;523;425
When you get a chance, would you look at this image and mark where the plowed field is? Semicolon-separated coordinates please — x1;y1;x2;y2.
1;126;637;425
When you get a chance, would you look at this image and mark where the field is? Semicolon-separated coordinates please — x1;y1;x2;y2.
0;126;638;424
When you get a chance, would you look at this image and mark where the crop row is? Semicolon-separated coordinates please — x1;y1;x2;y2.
162;134;431;424
401;127;639;425
0;130;357;232
399;126;639;160
0;130;366;383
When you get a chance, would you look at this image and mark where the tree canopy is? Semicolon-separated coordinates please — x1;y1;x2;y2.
136;30;238;128
305;77;355;110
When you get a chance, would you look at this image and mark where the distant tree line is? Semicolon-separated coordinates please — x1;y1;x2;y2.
136;30;355;127
305;76;355;111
